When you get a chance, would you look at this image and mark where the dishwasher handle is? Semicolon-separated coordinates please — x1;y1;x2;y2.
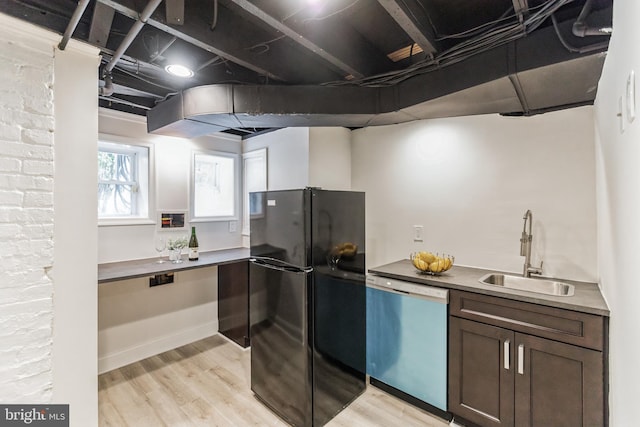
367;283;412;297
366;279;448;304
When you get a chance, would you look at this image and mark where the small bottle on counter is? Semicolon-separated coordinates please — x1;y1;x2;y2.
188;226;199;261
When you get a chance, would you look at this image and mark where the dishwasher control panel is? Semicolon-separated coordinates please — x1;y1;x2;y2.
366;274;449;303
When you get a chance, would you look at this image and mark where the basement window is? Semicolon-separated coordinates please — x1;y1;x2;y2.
191;150;238;221
98;138;152;225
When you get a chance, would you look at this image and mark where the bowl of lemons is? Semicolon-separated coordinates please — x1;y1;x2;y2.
410;251;454;274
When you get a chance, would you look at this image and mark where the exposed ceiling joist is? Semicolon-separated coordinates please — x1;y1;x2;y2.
89;2;115;47
97;0;287;82
228;0;389;79
0;0;612;136
376;0;437;56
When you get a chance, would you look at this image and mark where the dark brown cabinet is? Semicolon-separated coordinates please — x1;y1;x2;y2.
218;261;250;348
448;290;607;427
514;333;603;426
449;317;514;427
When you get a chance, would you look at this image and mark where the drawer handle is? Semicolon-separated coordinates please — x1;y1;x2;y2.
518;344;525;375
504;340;510;370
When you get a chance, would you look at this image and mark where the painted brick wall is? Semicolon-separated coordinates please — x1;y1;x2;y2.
0;31;55;401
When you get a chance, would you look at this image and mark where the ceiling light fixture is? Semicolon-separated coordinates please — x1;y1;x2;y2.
165;64;194;78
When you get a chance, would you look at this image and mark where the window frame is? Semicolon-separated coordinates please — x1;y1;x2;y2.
190;149;240;223
98;134;155;227
242;148;268;235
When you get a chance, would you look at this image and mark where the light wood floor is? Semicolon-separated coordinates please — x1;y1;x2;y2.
99;334;449;427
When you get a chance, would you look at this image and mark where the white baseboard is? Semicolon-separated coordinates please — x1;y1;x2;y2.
98;320;219;374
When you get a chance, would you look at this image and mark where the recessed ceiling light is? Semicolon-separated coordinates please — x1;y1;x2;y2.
165;64;194;78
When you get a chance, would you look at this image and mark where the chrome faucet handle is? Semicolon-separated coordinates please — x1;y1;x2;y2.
528;260;543;276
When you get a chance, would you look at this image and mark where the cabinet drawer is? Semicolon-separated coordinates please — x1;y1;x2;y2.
450;290;604;351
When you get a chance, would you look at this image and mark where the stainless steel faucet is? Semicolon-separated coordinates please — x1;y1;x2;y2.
520;210;543;277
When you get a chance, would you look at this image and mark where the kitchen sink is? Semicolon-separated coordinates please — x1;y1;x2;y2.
478;273;575;297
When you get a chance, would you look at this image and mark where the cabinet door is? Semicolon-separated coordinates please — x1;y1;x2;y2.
449;317;515;427
515;333;604;427
218;261;250;347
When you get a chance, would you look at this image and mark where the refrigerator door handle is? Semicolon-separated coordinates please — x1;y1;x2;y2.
250;257;313;274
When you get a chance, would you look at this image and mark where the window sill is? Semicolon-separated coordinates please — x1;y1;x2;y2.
99;218;155;227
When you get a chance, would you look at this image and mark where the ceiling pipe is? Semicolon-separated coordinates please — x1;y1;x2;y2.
99;73;114;96
58;0;91;50
103;0;164;74
100;0;164;97
552;14;609;54
572;0;612;37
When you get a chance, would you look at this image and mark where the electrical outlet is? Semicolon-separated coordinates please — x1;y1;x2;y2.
229;220;237;232
149;273;174;287
413;225;424;242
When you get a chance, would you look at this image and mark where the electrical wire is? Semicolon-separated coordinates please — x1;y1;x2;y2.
435;6;515;41
112;64;177;91
302;0;360;23
211;0;219;30
324;0;576;88
99;95;151;110
246;35;286;54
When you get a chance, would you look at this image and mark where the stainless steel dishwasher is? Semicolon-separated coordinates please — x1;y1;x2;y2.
366;274;449;414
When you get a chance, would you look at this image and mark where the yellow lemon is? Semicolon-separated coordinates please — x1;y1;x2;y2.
419;251;436;264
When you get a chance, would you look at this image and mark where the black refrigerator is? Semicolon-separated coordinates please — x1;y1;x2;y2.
249;188;366;427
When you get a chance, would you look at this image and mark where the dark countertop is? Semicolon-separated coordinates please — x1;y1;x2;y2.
98;247;250;284
369;260;610;316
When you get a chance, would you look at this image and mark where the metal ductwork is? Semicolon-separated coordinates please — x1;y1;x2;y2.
147;13;609;137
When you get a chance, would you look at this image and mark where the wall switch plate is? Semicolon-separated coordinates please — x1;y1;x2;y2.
413;225;424;242
229;220;237;232
627;70;636;123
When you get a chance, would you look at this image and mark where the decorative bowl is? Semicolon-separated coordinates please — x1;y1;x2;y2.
332;242;358;259
410;251;454;275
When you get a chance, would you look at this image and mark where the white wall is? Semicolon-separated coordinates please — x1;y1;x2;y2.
97;109;242;372
242;126;353;192
98;267;217;373
0;13;100;426
0;13;56;404
98;109;243;262
594;0;640;424
53;41;100;425
243;127;310;191
352;108;597;282
309;127;352;190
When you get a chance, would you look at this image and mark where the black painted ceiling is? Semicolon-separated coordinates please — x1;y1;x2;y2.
1;0;612;137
